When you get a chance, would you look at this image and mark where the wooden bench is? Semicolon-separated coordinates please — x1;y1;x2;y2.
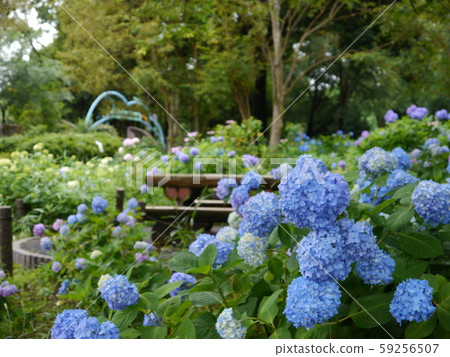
144;174;278;237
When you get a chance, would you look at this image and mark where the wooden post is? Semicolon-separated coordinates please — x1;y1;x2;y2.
0;206;13;275
116;188;125;212
16;199;26;220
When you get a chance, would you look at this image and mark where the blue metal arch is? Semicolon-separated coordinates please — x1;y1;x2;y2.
85;90;165;148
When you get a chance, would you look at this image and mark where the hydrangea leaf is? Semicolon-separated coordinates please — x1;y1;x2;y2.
140;292;159;311
167;251;199;273
396;232;443;259
157;296;181;320
393;258;428;283
138;326;167;339
436;282;450;332
153;281;184;299
405;314;436;339
198;243;217;268
387;208;414;231
189;291;223;307
349;293;393;329
112;307;139;329
192;312;220;339
269;328;291;339
120;328;141;339
175;317;196;339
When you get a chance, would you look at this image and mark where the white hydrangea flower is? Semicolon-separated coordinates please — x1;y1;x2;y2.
215;308;247;339
98;274;112;290
90;250;102;259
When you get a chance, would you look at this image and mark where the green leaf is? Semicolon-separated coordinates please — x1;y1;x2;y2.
405;315;436;339
436;282;450;331
192;313;219;339
420;274;440;293
158;296;181;320
387;208;414;231
393;258;428;282
153;281;184;299
295;325;329;339
168;251;198;273
344;170;360;183
187;265;211;275
397;232;443;258
349;293;393;329
140;292;159;311
286;253;299;273
259;289;283;315
176;317;196;339
138;326;167;339
391;183;417;200
198;243;217;267
278;224;297;249
268;257;284;278
269;328;291;339
189;291;223;307
112;307;139;329
120;328;141;339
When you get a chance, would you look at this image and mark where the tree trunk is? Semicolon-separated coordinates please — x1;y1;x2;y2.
268;0;284;147
193;102;200;132
233;89;252;120
251;50;267;123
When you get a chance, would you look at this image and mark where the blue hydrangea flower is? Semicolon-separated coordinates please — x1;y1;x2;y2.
412;180;450;225
384;109;398;123
296;228;352;282
73;317;119;339
58;279;70;295
188;234;233;266
127;198;139;210
92;196;108;214
143;313;163;327
77;204;88;214
178;152;190;163
73;317;120;339
75;258;87;270
279;155;350;230
358;147;398;179
239;192;280;239
424;138;440;148
390;279;436;324
435;109;448;120
96;321;120;339
337;219;378;263
355;248;395;285
284;277;341;329
59;224;69;237
216;226;239;244
100;275;140;310
40;237;53;251
117;211;133;224
112;226;123;237
67;215;79;225
298;143;310;152
216;178;238;199
359;169;419;205
272;163;293;180
237;233;267;267
240;171;262;190
51;309;89;339
167;273;196;297
189;234;215;256
215;308;247;339
230;186;250;214
391;147;411;170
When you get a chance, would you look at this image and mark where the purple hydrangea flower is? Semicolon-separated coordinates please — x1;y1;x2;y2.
190;147;199;156
216;178;238;199
0;281;18;297
242;154;259;168
435;109;448;120
75;258;87;270
52;219;64;232
361;130;370;139
230;186;250;214
52;261;62;273
33;223;46;237
228;150;236;158
338;160;346;169
384;110;399;123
